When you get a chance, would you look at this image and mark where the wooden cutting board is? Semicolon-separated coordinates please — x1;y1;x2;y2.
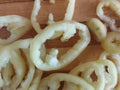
0;0;116;72
0;0;101;23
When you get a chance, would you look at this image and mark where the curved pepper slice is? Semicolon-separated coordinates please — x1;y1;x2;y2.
30;21;90;71
0;39;31;88
38;73;94;90
29;69;43;90
87;18;107;42
66;61;105;90
0;15;32;45
97;0;120;32
101;32;120;54
31;0;76;33
2;50;26;90
96;59;118;90
99;52;120;90
17;49;35;90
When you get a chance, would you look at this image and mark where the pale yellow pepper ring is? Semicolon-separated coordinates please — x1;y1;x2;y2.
30;21;90;71
97;0;120;32
87;18;107;42
67;61;106;90
101;32;120;54
96;59;118;90
0;15;32;45
38;73;94;90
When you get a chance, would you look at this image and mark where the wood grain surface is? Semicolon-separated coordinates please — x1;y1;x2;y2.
0;0;33;3
0;0;118;72
0;0;101;23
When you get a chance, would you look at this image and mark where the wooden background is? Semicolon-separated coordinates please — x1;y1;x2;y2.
0;0;115;72
0;0;101;23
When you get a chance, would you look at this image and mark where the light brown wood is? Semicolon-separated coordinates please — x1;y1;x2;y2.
0;0;101;24
0;0;33;4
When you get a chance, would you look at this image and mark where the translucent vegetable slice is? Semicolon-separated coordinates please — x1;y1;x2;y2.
38;73;94;90
0;15;32;45
30;21;90;71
